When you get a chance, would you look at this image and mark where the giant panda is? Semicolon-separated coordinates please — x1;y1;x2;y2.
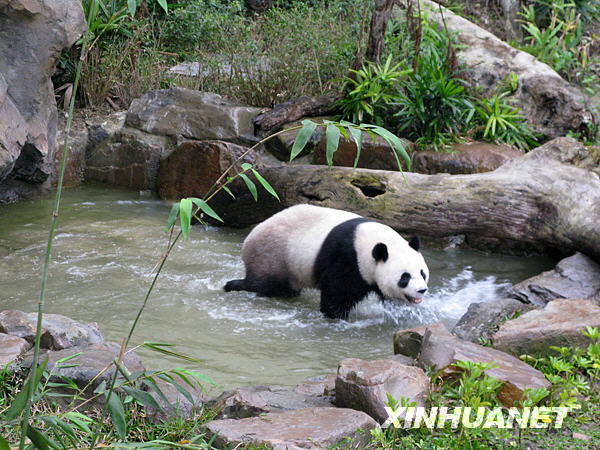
224;204;430;319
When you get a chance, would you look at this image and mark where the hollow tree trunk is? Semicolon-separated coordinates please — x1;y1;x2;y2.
211;138;600;261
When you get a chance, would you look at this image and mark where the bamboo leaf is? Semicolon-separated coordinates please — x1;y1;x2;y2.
325;124;341;166
107;393;127;439
241;163;253;171
222;186;235;199
190;198;223;223
156;0;168;13
179;198;192;240
122;386;163;411
27;426;59;450
369;126;411;170
143;378;170;405
348;126;363;168
290;120;317;161
127;0;137;16
239;173;258;201
0;435;8;450
166;202;180;231
251;169;280;201
142;342;202;363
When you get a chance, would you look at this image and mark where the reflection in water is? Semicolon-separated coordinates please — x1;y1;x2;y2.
0;186;555;390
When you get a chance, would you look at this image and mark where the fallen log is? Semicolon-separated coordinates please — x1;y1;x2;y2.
252;94;341;134
210;138;600;261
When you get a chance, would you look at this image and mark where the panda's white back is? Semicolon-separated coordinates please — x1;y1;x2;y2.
242;204;359;289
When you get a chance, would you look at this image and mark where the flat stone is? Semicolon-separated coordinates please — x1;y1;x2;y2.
0;333;31;368
335;358;429;423
312;132;414;170
492;298;600;356
452;298;534;343
204;407;377;449
413;142;523;174
22;342;143;393
0;310;103;350
157;140;257;201
212;385;332;420
510;253;600;306
418;325;550;406
393;322;449;358
295;373;336;397
126;88;262;146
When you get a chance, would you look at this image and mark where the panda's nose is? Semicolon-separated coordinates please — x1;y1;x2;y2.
417;288;427;295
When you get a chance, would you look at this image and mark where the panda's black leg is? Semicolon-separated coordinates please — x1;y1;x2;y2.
319;278;364;320
224;277;299;297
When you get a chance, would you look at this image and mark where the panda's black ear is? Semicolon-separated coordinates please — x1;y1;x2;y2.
372;243;388;262
409;236;420;252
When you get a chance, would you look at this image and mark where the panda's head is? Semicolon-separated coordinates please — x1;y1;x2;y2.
370;235;429;304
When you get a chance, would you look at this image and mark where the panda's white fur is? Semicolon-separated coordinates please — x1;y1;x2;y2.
225;204;430;319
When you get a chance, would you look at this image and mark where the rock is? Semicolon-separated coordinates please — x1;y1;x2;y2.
52;118;88;187
393;322;449;358
492;298;600;356
418;324;550;406
212;385;332;420
0;0;86;196
85;128;172;191
145;375;209;422
204;407;377;449
22;342;144;392
265;117;328;161
157;140;257;201
413;1;595;139
295;373;336;397
452;298;534;343
0;333;31;368
312;132;414;170
412;142;523;174
0;310;103;350
510;253;600;306
126;88;262;146
335;358;429;423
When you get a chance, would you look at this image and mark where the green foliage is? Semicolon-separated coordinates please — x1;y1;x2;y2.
473;92;538;150
337;56;410;124
393;56;474;151
518;0;600;96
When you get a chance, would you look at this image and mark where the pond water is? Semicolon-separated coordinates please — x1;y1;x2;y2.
0;186;555;391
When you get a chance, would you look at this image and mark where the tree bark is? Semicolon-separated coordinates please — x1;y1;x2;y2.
252;94;341;134
365;0;396;63
211;138;600;261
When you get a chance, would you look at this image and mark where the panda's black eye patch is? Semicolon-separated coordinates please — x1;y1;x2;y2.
398;272;411;288
421;270;427;281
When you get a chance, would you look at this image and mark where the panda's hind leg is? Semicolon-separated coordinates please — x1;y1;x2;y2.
224;276;300;298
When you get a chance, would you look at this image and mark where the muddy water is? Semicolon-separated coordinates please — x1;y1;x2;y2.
0;186;554;390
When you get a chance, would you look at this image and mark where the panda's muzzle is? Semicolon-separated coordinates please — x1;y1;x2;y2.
405;294;424;304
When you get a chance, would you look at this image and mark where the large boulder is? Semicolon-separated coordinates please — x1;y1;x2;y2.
413;1;595;139
452;298;534;343
295;373;336;397
212;385;332;420
412;142;523;174
510;253;600;306
393;322;448;358
335;358;429;423
126;88;262;146
492;298;600;356
0;310;103;350
0;333;31;368
417;324;550;406
157;140;257;201
85;128;171;191
0;0;86;200
22;342;144;393
204;407;377;449
265;117;328;161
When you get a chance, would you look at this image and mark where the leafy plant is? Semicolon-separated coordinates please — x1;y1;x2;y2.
337;55;411;125
473;92;538;151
